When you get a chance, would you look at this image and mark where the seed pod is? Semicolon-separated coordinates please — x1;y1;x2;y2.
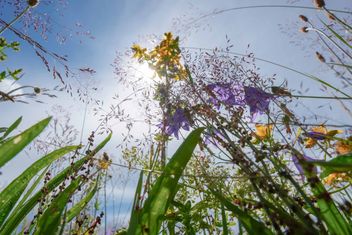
300;27;309;33
299;15;308;22
27;0;39;7
314;0;325;8
315;51;326;63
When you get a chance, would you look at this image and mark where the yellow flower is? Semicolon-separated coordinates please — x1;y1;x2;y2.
323;173;348;185
131;44;147;60
98;153;111;170
254;124;273;140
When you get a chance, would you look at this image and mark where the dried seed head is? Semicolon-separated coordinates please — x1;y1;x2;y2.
300;27;309;33
315;51;326;63
33;87;41;94
299;15;308;22
327;12;336;20
314;0;325;8
27;0;39;7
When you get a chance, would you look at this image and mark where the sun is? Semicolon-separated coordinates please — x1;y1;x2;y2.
133;62;158;84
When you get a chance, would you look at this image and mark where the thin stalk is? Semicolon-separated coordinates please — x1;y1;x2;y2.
182;46;352;99
0;6;30;35
186;5;352;29
306;27;352;60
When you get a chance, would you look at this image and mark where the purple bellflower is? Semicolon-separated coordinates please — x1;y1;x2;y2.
244;86;274;118
305;132;326;140
207;83;244;109
164;108;190;139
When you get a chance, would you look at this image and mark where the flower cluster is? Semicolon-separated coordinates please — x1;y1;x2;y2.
163;108;190;139
207;83;274;118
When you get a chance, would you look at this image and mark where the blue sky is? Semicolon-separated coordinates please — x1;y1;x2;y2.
1;0;351;231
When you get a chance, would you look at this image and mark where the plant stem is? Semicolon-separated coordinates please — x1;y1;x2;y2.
0;6;30;35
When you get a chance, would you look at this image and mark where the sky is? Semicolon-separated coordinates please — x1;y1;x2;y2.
1;0;351;231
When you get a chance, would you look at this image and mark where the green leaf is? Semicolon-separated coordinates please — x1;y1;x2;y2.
127;172;144;235
1;116;22;141
33;178;81;235
302;159;352;234
210;190;273;235
0;133;112;234
309;154;352;178
66;180;98;222
0;117;51;167
0;145;78;227
135;128;204;235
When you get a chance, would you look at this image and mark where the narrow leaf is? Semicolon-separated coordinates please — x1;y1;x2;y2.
0;145;78;226
34;178;81;235
0;117;51;167
137;128;204;235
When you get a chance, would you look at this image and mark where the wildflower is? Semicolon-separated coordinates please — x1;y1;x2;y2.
207;83;244;109
163;108;190;139
323;173;348;185
254;124;273;140
335;137;352;155
304;125;342;148
292;154;317;181
299;15;308;22
131;44;147;61
98;153;111;170
244;86;274;118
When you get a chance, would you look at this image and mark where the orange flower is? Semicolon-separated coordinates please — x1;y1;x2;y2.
254;124;273;140
304;125;342;148
335;137;352;155
323;173;348;185
305;138;317;148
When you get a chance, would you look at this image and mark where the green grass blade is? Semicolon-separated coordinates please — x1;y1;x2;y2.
310;154;352;177
16;165;50;209
91;132;112;155
1;116;22;141
0;117;51;167
301;160;352;234
33;178;81;235
321;20;352;50
0;145;78;227
0;157;87;235
327;62;352;69
210;189;273;235
136;128;204;235
0;133;112;234
66;180;98;222
220;203;229;235
127;172;144;235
